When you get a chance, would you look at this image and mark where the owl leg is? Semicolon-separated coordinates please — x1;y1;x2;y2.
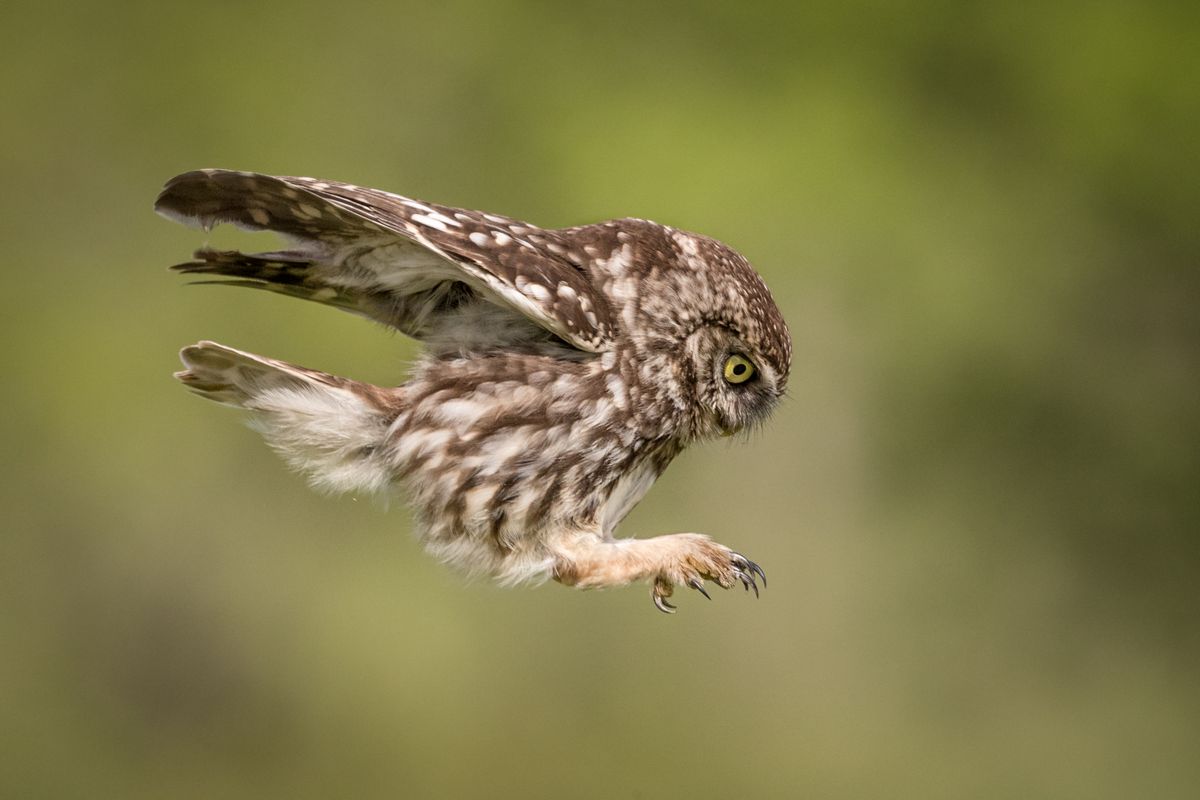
551;532;765;613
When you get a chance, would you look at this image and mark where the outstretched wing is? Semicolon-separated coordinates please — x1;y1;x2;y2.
155;169;616;352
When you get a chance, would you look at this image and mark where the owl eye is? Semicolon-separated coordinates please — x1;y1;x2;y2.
723;354;756;385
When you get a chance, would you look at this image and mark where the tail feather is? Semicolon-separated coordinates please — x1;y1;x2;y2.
176;340;348;405
177;342;400;494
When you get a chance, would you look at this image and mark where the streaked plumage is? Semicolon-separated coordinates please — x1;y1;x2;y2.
158;169;790;612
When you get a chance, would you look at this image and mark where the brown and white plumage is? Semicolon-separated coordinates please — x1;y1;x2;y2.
159;169;791;612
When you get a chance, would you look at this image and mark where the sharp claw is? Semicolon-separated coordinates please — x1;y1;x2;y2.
653;594;676;614
731;552;766;597
747;560;767;588
688;579;711;600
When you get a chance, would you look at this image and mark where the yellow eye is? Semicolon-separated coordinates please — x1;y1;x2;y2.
723;354;756;384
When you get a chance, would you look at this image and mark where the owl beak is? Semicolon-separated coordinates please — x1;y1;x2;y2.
714;411;742;437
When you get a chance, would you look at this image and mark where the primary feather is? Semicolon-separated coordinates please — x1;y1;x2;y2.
156;169;614;352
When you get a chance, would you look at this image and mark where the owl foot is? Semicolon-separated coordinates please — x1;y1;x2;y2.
650;537;766;614
550;532;765;612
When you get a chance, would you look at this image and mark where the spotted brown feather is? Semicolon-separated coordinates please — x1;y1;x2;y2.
159;168;790;612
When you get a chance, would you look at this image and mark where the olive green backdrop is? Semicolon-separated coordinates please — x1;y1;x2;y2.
2;2;1197;798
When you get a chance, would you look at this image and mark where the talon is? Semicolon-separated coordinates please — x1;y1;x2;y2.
732;552;765;596
747;560;767;588
653;594;676;614
736;568;760;598
688;579;711;600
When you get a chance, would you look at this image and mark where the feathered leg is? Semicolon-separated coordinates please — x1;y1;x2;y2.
549;532;765;613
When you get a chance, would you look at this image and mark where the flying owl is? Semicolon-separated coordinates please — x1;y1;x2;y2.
157;169;791;612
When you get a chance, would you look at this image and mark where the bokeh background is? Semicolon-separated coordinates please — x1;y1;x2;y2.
2;1;1197;797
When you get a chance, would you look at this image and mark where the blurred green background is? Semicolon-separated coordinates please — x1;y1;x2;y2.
2;1;1197;797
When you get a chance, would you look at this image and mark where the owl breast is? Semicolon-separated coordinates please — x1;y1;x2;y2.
383;349;672;579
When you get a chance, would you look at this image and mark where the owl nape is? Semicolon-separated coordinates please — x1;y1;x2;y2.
159;169;791;613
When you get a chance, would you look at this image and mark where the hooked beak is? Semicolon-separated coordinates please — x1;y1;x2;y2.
712;409;743;438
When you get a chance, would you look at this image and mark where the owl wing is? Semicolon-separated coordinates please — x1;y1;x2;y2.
155;169;616;352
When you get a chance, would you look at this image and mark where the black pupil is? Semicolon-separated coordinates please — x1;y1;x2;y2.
732;363;747;376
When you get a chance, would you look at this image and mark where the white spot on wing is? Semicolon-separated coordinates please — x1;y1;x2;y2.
403;199;436;214
525;283;551;303
411;213;448;231
429;210;461;228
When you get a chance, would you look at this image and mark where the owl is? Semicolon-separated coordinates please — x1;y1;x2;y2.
158;169;791;612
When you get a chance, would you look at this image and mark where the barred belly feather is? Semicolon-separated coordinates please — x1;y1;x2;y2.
387;352;645;584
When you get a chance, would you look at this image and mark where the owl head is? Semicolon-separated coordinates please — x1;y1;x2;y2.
670;234;792;440
685;322;789;438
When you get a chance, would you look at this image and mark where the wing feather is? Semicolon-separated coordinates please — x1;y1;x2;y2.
155;170;616;352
